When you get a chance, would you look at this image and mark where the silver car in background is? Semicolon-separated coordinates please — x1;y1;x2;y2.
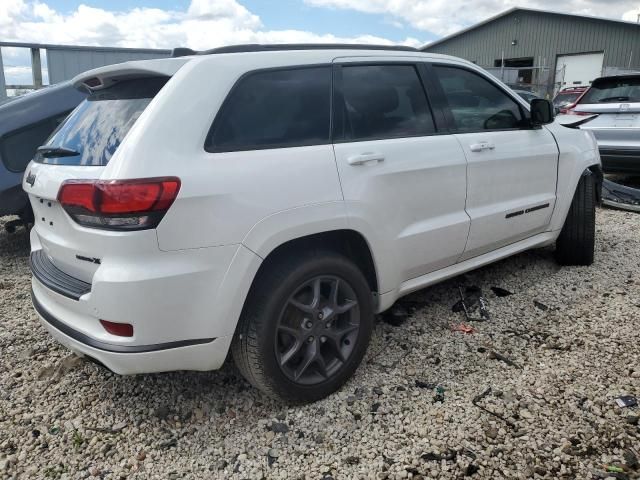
567;74;640;174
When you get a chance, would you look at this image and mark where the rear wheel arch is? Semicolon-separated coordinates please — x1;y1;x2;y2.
251;229;379;296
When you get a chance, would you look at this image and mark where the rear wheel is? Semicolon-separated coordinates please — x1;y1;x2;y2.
232;250;374;403
555;173;596;266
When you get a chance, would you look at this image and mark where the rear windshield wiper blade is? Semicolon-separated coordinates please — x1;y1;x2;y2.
37;146;80;158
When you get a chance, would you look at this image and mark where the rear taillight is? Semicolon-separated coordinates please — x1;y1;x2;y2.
57;177;180;231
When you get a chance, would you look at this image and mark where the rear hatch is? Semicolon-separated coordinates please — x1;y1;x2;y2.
25;77;170;284
573;76;640;149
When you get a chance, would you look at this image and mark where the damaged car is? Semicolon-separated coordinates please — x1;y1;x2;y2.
25;45;601;403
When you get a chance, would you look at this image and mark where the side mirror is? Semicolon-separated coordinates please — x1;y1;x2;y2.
530;99;554;125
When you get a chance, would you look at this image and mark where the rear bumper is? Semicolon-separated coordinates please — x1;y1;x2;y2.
28;234;263;373
32;281;233;374
599;148;640;174
32;290;215;353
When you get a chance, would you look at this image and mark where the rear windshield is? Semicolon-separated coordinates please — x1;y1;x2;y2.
580;77;640;104
553;92;581;107
34;77;167;166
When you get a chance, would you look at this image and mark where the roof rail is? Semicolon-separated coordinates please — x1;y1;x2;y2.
171;43;419;57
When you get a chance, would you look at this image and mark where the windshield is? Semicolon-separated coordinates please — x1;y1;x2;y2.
553;92;581;107
34;77;167;166
579;77;640;104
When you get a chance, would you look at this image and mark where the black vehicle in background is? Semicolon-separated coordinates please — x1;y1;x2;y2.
0;82;87;231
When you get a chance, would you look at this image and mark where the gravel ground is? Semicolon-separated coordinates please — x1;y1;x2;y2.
0;209;639;480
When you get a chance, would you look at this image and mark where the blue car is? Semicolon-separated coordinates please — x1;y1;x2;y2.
0;82;87;230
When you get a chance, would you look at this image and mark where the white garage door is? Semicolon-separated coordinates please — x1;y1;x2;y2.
555;52;604;89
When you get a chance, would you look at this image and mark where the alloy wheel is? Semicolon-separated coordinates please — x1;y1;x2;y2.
274;275;360;385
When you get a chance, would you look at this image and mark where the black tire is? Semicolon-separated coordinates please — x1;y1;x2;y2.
555;173;596;266
232;249;374;404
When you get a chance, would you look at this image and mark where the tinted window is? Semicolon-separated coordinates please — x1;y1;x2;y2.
35;77;167;166
336;65;435;141
0;113;68;172
580;76;640;104
209;67;331;151
434;66;524;132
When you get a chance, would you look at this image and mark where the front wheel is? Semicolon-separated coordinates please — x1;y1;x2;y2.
232;250;374;403
555;173;596;266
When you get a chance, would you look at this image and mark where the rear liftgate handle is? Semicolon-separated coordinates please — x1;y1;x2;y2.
469;141;495;152
347;152;386;166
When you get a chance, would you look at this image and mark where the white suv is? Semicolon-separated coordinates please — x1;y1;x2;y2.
24;45;601;403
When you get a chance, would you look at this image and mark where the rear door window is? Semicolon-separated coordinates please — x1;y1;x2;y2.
35;77;167;166
433;65;525;132
335;64;435;141
580;77;640;104
207;67;331;152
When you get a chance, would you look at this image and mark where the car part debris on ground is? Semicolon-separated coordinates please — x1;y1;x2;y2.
602;178;640;213
451;323;475;334
533;299;550;311
433;386;445;403
488;350;522;369
471;387;517;429
490;286;513;297
615;395;638;408
452;286;490;321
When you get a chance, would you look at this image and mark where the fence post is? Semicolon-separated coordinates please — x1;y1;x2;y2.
0;48;6;100
31;47;43;89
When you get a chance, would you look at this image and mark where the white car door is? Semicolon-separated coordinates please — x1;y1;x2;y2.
331;61;470;292
430;63;559;261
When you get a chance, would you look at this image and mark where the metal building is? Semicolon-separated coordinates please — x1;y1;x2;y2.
0;42;171;100
422;7;640;96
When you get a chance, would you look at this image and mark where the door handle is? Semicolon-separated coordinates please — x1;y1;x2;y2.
347;152;385;166
469;142;495;152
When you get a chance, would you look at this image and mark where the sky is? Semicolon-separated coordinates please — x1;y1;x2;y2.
2;0;640;86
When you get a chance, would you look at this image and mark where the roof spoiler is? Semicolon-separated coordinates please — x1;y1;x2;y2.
71;58;189;92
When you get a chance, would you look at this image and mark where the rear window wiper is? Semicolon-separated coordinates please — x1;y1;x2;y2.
37;146;80;158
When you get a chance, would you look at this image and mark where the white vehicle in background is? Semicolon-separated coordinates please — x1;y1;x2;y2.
25;44;601;403
560;74;640;174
